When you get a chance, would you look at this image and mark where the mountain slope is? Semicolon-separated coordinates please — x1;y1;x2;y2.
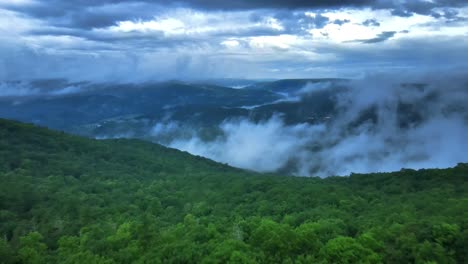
0;119;467;263
0;117;241;178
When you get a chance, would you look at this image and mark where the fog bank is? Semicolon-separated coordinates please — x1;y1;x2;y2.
165;73;468;176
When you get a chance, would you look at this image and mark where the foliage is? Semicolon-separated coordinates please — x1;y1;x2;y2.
0;119;467;263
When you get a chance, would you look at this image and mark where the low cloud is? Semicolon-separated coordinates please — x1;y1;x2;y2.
0;81;87;98
296;81;335;95
163;73;468;176
0;82;41;97
170;116;320;172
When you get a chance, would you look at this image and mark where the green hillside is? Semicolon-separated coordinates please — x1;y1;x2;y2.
0;118;467;263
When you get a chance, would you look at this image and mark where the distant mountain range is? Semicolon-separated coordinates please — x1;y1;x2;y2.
0;78;345;137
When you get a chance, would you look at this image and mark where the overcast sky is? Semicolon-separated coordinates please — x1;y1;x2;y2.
0;0;467;81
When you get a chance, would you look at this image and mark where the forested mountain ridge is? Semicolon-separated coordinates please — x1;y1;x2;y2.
0;80;282;130
0;118;242;179
0;79;341;137
0;118;467;263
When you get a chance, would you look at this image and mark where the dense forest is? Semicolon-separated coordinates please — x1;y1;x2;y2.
0;118;467;263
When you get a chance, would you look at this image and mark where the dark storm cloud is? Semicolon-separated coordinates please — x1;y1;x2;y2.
176;0;464;13
3;0;467;33
175;0;373;10
3;0;370;30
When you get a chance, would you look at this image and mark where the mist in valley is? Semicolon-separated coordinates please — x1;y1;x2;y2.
152;73;468;176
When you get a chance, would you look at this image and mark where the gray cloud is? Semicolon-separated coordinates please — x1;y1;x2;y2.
0;0;467;81
179;0;372;10
311;13;330;28
351;31;397;44
1;27;466;82
362;19;380;27
4;0;466;32
183;0;468;13
272;11;330;34
4;1;162;30
333;19;351;26
385;0;468;17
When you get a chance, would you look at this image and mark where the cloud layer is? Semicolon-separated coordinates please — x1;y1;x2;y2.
0;0;467;80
